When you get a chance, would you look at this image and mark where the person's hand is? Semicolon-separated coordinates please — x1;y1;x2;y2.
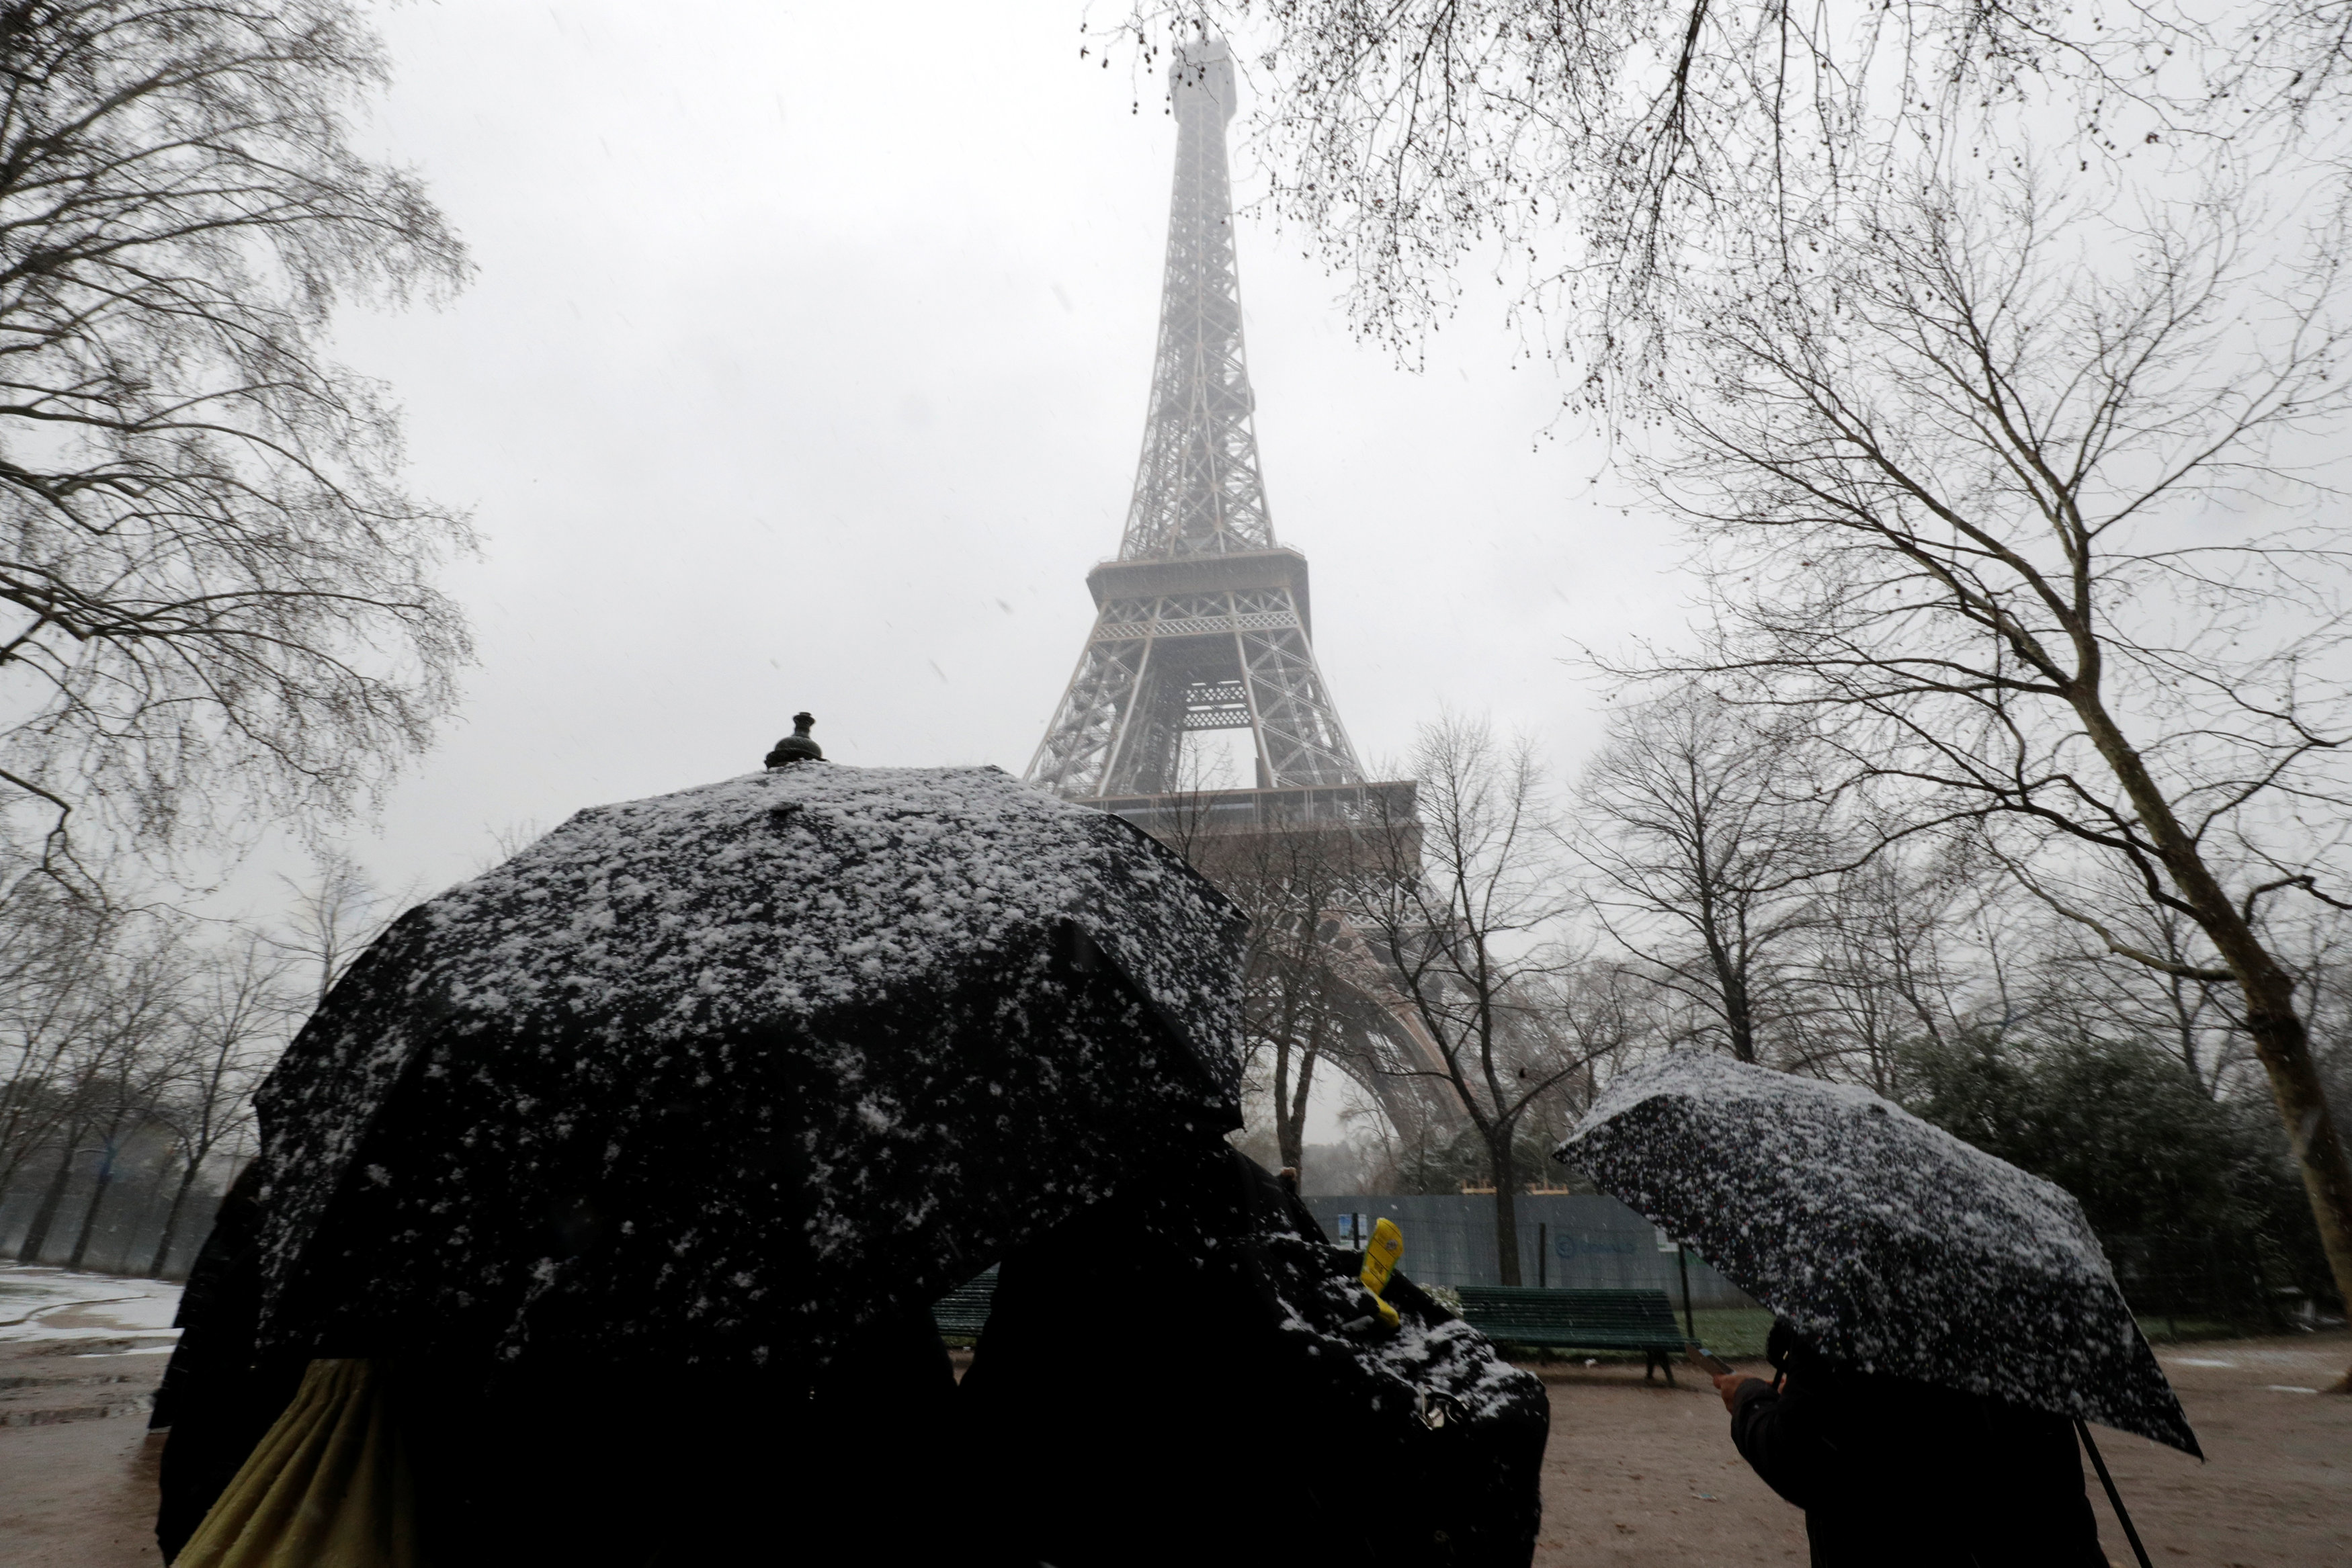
1713;1370;1765;1413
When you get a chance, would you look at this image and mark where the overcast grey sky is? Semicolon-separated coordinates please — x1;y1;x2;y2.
304;1;1679;899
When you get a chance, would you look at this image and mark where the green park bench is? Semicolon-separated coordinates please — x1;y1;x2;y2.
1454;1286;1691;1383
931;1271;998;1340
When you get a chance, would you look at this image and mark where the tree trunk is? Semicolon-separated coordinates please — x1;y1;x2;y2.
148;1156;204;1278
1490;1129;1523;1286
1725;977;1757;1063
1693;857;1760;1061
15;1139;81;1263
2165;974;2210;1094
2074;697;2352;1356
65;1138;120;1270
1709;935;1757;1062
1273;1040;1302;1178
1277;1016;1324;1185
2221;964;2352;1306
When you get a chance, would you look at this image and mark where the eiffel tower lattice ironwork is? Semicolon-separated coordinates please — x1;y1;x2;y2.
1026;39;1362;802
1024;40;1456;1131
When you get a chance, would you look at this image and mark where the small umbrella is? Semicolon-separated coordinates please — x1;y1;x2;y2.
242;755;1247;1373
1555;1053;2199;1456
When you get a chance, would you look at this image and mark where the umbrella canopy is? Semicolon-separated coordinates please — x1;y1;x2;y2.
1556;1053;2199;1455
247;762;1247;1371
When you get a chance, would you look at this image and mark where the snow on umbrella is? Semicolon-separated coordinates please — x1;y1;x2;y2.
1555;1053;2199;1455
246;760;1247;1373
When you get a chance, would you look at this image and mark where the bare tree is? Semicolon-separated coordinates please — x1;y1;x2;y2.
1356;715;1599;1282
1151;752;1426;1190
476;816;551;873
0;884;111;1205
1;888;290;1272
145;930;286;1274
1575;686;1833;1064
2032;885;2251;1098
2297;916;2352;1161
272;851;409;1016
0;1;472;893
1615;171;2352;1364
14;913;181;1264
1112;3;2294;385
1803;848;1984;1094
1136;2;2352;1357
1210;826;1363;1184
60;979;183;1270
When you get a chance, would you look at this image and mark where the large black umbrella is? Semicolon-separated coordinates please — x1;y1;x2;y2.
1555;1053;2199;1455
243;758;1247;1373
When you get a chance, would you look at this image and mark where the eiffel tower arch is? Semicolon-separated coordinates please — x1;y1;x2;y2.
1027;38;1449;1135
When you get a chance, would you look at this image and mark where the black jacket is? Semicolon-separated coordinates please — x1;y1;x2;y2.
1728;1356;2107;1568
960;1145;1549;1568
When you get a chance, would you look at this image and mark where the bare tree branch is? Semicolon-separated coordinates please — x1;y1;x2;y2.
0;2;473;896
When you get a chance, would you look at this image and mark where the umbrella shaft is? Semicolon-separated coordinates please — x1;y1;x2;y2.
2073;1418;2152;1568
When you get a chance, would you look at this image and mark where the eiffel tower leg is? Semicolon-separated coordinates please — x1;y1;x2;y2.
1238;603;1361;786
1028;633;1150;798
1308;1016;1466;1172
1103;636;1191;797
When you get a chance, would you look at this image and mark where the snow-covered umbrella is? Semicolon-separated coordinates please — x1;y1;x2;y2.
241;756;1247;1373
1555;1053;2199;1455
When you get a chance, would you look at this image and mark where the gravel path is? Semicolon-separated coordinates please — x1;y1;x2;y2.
1532;1333;2351;1567
1;1308;2341;1567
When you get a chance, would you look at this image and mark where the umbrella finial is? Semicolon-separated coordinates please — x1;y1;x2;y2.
765;711;823;767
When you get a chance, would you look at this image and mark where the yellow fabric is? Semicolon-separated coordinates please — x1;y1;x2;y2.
1361;1217;1404;1328
175;1358;415;1568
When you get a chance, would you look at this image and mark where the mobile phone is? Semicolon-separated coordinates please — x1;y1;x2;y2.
1686;1346;1735;1377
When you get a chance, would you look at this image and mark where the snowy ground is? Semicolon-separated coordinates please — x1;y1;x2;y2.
0;1267;182;1345
1;1267;183;1565
1;1266;183;1436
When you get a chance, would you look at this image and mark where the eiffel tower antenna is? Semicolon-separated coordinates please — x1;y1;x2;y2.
1027;36;1366;804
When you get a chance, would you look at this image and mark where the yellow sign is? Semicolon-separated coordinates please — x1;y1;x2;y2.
1360;1217;1404;1329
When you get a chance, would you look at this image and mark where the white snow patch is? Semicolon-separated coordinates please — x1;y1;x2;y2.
0;1266;185;1343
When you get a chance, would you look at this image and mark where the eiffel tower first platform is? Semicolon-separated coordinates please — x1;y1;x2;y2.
1026;38;1414;840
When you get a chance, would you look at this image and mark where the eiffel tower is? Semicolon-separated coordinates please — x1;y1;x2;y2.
1027;39;1449;1121
1026;38;1374;817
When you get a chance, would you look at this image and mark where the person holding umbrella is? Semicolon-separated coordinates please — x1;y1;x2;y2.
1708;1318;2105;1565
155;730;1259;1564
153;725;1551;1567
1559;1053;2195;1568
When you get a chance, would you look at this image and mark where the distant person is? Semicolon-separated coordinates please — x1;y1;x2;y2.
1711;1319;2107;1567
